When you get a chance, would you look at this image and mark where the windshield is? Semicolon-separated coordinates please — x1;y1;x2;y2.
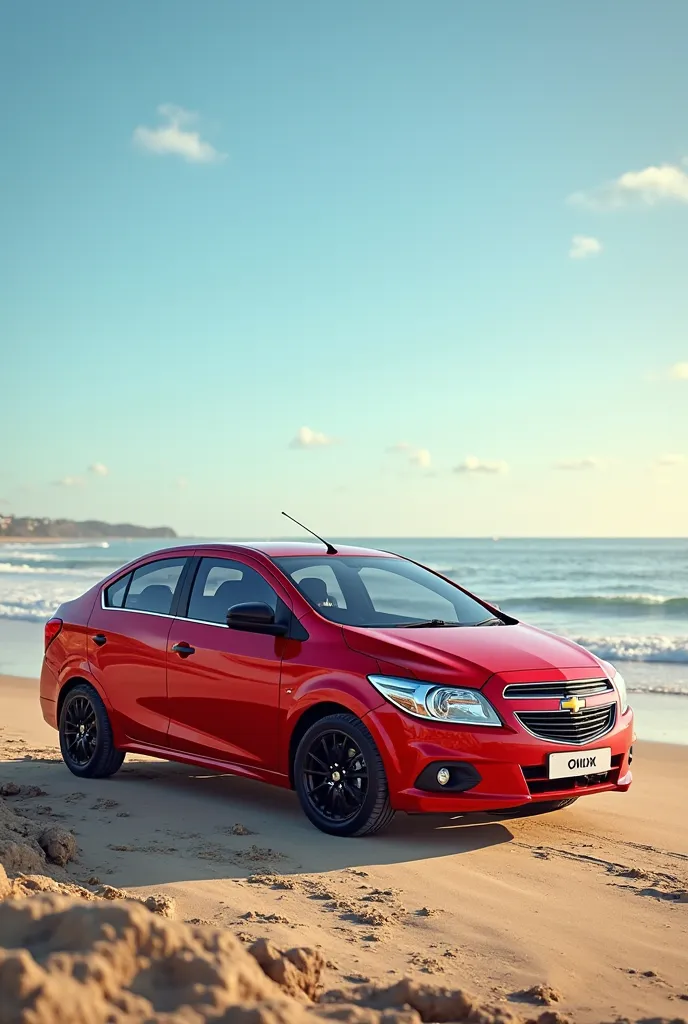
272;555;499;628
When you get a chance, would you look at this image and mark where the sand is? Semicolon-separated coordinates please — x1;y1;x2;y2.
1;673;686;1023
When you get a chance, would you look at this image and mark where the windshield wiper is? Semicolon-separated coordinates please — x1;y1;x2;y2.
400;618;458;628
475;616;504;626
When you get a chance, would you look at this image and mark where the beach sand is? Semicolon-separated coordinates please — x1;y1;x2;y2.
1;673;686;1022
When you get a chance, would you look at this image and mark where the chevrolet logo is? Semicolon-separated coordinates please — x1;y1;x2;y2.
561;695;586;713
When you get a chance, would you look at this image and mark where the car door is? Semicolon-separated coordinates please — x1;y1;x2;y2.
166;555;289;772
87;556;190;748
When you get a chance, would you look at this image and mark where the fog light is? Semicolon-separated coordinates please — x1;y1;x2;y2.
436;768;451;786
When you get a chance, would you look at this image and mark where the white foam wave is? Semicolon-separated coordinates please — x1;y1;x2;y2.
626;685;688;696
0;597;65;621
0;550;61;562
0;563;102;577
572;634;688;664
0;541;109;551
0;579;90;621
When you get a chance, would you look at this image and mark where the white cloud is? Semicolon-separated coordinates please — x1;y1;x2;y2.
657;454;685;466
53;476;84;487
133;104;225;164
88;463;109;477
554;457;601;471
176;476;189;489
387;442;431;470
569;235;602;260
409;448;431;469
669;362;688;380
290;426;334;449
454;456;508;475
569;161;688;209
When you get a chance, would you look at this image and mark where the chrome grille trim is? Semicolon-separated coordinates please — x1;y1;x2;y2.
515;703;616;745
503;678;614;700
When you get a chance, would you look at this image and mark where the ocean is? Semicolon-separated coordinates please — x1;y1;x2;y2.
1;537;686;742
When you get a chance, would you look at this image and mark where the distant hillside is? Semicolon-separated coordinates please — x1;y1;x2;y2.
0;516;177;540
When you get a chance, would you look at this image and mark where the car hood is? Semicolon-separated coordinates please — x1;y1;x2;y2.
342;622;603;687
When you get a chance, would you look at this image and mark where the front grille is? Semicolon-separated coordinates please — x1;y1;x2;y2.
503;678;614;700
515;703;616;745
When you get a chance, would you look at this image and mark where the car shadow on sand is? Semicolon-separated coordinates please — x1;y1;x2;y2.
2;755;514;887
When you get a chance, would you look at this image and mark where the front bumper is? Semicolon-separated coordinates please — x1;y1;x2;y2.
363;687;634;814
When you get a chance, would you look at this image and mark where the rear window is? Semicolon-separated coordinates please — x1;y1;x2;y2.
104;573;130;608
124;558;187;615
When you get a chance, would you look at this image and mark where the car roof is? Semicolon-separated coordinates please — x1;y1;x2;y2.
198;541;393;558
135;541;396;561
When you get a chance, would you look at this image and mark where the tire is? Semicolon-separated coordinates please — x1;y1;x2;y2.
489;797;578;819
59;683;125;779
294;713;395;837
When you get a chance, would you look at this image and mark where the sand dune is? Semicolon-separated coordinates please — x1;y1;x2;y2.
1;674;686;1023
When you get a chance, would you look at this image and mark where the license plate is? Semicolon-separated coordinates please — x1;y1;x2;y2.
548;747;612;779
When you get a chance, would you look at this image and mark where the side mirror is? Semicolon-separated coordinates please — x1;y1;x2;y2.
226;602;288;636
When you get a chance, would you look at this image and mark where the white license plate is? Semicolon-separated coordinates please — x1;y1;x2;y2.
548;747;612;779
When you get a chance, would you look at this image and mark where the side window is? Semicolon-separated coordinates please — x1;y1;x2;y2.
187;558;278;624
290;564;347;609
123;558;187;615
358;566;458;622
104;573;131;608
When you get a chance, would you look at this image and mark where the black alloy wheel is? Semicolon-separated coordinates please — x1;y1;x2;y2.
294;713;394;837
63;694;98;767
303;728;369;822
59;683;125;779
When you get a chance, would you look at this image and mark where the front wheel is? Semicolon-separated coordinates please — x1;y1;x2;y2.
294;713;395;837
59;683;125;779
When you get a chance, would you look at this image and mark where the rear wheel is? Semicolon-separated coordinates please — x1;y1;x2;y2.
59;683;125;779
294;713;394;837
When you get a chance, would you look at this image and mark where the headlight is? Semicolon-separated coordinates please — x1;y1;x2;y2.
368;675;501;726
613;669;629;713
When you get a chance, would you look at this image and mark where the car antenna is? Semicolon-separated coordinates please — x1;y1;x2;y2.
281;512;338;554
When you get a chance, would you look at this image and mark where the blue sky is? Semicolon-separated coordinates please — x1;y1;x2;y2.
1;0;687;537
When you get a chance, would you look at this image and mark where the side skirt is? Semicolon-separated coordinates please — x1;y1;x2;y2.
119;741;293;789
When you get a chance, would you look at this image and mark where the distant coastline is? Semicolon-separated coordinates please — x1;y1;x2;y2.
0;516;176;541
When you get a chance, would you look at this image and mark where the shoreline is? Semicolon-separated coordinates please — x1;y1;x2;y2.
0;535;175;543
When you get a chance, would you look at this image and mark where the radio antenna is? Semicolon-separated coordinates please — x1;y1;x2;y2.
281;512;338;554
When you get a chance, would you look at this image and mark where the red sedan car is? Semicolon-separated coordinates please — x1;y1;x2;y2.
40;542;634;836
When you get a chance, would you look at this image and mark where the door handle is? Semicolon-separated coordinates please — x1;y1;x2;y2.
92;634;107;647
171;642;195;658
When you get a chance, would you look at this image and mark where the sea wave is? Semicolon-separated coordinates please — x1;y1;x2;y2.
0;563;102;577
625;685;688;696
572;634;688;664
0;597;65;622
0;550;62;562
0;540;109;548
506;594;688;615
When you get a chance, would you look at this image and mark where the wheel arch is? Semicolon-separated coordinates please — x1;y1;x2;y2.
287;701;355;787
56;675;107;725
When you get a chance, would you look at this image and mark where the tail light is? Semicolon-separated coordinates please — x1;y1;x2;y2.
44;617;63;651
